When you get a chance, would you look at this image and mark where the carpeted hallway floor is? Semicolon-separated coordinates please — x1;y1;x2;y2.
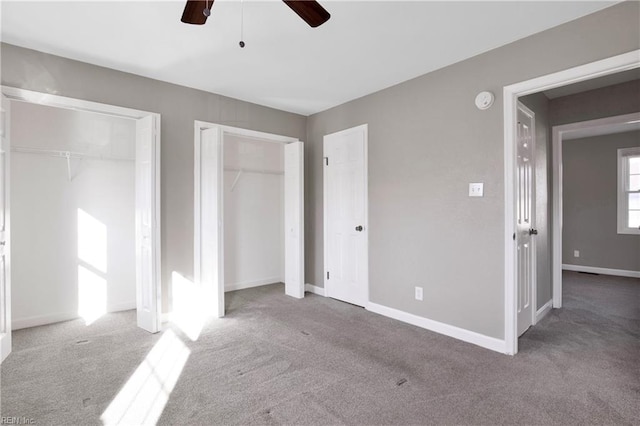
1;271;639;425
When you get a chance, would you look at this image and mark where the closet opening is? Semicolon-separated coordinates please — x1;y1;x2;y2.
224;134;286;293
194;122;304;318
11;101;138;329
0;87;161;362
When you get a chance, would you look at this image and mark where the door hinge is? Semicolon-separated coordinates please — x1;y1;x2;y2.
324;157;329;166
326;271;330;280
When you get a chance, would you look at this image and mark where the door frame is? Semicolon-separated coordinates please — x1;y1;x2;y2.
193;121;303;318
503;50;640;355
551;112;640;309
322;124;369;305
0;86;162;334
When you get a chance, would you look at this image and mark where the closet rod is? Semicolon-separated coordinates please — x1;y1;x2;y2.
224;166;283;176
10;146;134;162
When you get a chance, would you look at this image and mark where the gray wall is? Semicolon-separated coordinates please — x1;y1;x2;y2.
1;43;307;313
306;2;640;339
563;131;640;272
519;93;552;309
550;79;640;127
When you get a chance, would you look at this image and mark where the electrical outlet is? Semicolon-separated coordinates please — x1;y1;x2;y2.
415;286;423;301
574;250;580;258
469;183;484;197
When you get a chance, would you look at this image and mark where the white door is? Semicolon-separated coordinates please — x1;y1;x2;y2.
0;95;11;363
284;142;304;298
198;127;224;317
324;125;368;307
516;103;536;336
135;115;161;333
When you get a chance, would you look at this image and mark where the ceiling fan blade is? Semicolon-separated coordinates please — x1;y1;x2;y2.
282;0;330;28
181;0;214;25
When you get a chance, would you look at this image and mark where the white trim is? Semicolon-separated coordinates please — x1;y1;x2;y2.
552;112;640;309
366;302;506;354
305;283;326;296
225;277;284;292
194;121;299;144
535;300;553;324
552;127;564;309
194;121;302;318
12;312;78;330
323;124;369;306
617;146;640;235
109;301;137;313
562;264;640;278
503;50;640;355
12;301;137;330
1;87;152;120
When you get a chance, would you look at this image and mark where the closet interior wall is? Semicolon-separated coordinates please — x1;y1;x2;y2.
10;101;137;329
223;134;285;291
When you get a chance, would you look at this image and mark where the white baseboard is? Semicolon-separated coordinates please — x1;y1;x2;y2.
305;283;325;296
562;264;640;278
12;312;78;330
12;301;137;330
108;301;137;313
225;276;284;292
366;302;506;354
535;299;553;323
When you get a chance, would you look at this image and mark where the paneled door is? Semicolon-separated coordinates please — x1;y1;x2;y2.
0;94;11;363
323;125;368;307
135;115;161;333
284;141;305;299
516;103;536;336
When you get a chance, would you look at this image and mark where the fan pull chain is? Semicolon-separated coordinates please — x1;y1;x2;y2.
203;0;211;17
239;0;245;48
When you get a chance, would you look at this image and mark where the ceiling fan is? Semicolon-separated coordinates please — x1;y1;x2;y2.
181;0;331;28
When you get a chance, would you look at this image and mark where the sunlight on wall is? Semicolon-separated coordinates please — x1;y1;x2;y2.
78;208;107;273
171;272;208;341
77;208;109;325
77;265;107;325
101;329;190;426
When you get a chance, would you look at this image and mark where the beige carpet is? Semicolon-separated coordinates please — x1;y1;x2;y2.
1;271;639;425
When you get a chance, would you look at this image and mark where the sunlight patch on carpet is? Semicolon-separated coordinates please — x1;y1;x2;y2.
101;329;190;425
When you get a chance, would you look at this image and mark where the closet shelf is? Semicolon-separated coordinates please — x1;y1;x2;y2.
11;146;134;162
224;166;283;176
224;167;284;192
11;146;134;182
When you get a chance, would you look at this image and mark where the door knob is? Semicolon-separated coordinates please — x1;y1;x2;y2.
355;226;363;232
529;229;538;235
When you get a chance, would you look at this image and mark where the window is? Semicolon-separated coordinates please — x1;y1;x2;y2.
618;147;640;235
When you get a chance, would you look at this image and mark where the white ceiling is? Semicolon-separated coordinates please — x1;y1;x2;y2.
1;1;618;116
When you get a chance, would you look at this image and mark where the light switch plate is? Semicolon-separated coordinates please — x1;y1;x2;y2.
469;183;484;197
